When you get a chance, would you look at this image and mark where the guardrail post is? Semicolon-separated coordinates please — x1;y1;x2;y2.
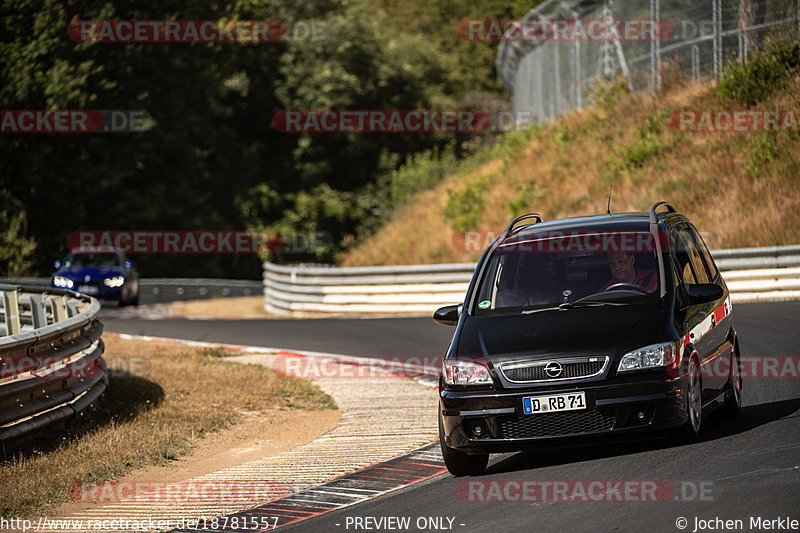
2;289;21;335
29;293;48;329
67;301;81;318
51;295;68;323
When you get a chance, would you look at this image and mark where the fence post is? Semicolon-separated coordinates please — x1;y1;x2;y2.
713;0;722;80
603;0;615;78
650;0;661;93
535;49;543;121
553;42;561;116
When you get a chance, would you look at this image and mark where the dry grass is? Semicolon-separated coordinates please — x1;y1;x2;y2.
342;77;800;266
0;335;336;518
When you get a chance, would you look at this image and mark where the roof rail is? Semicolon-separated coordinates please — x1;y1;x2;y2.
501;213;543;239
648;201;674;299
649;201;676;224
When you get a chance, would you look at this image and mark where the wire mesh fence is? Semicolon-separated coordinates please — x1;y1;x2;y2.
495;0;800;123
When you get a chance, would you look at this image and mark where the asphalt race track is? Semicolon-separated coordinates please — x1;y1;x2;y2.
102;301;800;533
102;313;455;358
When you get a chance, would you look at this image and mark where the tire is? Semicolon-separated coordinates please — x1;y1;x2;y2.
676;356;703;442
438;411;488;476
723;345;742;417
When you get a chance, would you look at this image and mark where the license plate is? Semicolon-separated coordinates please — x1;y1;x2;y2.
78;285;98;294
523;392;586;414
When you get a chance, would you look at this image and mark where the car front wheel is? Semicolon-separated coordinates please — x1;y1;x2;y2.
438;411;488;476
723;345;742;416
677;356;703;442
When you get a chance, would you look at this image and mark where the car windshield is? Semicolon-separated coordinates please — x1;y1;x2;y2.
64;252;122;268
474;230;661;314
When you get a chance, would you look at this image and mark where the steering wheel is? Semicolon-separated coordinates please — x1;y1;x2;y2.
603;282;648;293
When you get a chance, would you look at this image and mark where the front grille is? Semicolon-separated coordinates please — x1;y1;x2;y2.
499;357;606;382
498;407;616;439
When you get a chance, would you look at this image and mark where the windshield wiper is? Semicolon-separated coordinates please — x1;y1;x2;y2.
521;304;559;315
557;300;623;310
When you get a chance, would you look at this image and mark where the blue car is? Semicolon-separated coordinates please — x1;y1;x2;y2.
52;248;139;306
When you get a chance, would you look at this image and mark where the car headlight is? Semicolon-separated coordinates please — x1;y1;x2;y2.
443;358;493;386
618;342;676;372
53;276;74;288
104;276;125;287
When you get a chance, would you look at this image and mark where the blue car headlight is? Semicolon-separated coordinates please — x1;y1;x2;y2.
104;276;125;288
53;276;74;288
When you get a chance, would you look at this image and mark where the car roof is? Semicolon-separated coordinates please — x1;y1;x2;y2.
502;212;681;245
69;246;124;254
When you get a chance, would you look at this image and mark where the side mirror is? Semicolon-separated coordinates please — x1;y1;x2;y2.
433;304;461;326
54;260;62;269
682;283;723;306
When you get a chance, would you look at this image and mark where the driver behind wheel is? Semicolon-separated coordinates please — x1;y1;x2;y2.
600;252;657;292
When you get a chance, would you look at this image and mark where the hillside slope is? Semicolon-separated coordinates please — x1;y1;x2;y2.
342;77;800;267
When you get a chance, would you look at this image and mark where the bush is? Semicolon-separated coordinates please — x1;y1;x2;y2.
390;144;458;206
716;38;800;107
443;177;488;231
507;184;539;218
613;112;671;171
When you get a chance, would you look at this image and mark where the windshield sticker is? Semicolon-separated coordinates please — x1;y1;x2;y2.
478;300;491;309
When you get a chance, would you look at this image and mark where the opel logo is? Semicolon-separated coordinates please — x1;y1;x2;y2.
544;361;563;378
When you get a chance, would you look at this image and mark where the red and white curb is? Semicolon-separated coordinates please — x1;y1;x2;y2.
174;445;447;532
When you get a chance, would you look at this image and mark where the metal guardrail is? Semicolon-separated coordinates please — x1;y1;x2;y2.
0;285;107;443
0;278;264;301
264;244;800;315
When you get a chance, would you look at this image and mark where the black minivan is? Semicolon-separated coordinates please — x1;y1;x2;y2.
434;202;742;475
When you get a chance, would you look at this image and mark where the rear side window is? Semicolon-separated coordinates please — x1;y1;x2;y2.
687;225;719;280
671;228;706;284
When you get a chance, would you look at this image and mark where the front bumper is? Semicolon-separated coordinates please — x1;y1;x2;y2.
53;282;123;300
440;372;688;454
